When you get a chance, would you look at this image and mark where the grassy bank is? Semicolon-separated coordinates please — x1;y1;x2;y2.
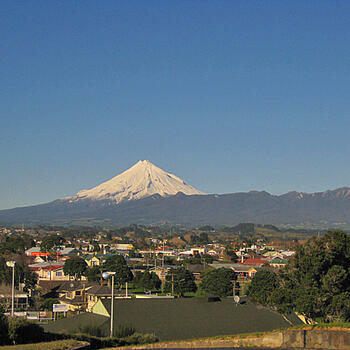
0;339;86;350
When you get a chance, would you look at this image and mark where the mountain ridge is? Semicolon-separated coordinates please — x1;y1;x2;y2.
1;161;350;227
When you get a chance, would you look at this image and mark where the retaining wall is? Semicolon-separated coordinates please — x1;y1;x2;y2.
128;329;350;349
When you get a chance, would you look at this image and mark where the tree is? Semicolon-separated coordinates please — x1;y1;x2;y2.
248;231;350;322
8;317;44;344
103;255;133;287
134;270;161;291
183;254;214;265
164;267;197;296
85;266;102;282
201;268;236;297
41;298;59;311
63;257;87;280
40;235;65;254
246;269;278;305
225;247;238;262
0;257;37;291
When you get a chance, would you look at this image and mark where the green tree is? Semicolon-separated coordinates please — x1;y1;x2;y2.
246;269;278;305
8;317;44;344
85;266;102;282
0;257;37;291
225;247;238;262
134;270;161;291
40;235;65;254
63;257;87;280
164;267;197;296
249;231;350;322
103;255;133;287
41;298;59;311
201;268;236;297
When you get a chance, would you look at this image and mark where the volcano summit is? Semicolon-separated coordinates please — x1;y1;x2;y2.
68;160;206;204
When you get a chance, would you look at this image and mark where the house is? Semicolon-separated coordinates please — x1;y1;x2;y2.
29;262;66;281
270;258;287;268
85;284;130;311
57;281;96;311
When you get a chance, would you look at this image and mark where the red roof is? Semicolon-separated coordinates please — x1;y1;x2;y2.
242;258;267;265
41;265;64;271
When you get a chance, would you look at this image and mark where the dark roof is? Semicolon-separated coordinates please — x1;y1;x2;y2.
59;296;85;305
57;281;97;292
85;285;112;296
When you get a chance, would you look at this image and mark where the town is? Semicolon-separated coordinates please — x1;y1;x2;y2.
0;223;299;313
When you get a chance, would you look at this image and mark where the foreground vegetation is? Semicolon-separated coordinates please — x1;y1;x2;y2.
247;230;350;322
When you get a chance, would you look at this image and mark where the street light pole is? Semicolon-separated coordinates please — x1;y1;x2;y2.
111;274;114;338
6;261;15;316
102;271;116;338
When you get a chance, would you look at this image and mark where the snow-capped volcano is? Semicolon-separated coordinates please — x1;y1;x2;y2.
67;160;206;204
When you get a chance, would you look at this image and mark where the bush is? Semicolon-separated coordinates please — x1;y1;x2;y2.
41;298;59;311
8;317;45;344
78;324;105;337
114;323;135;338
0;306;9;345
123;332;159;345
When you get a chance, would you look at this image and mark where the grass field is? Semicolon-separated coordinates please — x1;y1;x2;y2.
0;339;85;350
44;298;302;341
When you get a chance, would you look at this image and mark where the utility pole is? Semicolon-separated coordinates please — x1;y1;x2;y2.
171;274;174;296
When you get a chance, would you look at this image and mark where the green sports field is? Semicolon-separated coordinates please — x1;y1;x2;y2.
44;298;301;341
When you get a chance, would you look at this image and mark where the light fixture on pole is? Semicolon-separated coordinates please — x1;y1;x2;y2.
102;271;116;338
6;261;15;316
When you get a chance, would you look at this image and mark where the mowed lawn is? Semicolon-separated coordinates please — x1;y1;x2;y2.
44;298;301;341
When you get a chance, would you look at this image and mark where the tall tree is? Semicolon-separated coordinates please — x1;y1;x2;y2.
63;257;87;280
164;267;197;296
201;268;236;297
40;235;65;254
103;255;133;287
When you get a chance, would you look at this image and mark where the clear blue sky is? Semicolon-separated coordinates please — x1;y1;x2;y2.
2;0;350;210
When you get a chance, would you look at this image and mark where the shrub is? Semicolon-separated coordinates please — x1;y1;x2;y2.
41;298;59;311
8;317;45;344
114;323;135;337
0;306;9;345
123;332;159;345
78;324;105;337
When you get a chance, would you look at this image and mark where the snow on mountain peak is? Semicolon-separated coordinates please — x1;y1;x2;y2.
68;160;206;203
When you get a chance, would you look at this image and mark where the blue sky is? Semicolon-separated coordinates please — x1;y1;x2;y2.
1;1;350;210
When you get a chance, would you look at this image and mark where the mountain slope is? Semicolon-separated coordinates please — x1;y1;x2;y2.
67;160;206;203
2;187;350;227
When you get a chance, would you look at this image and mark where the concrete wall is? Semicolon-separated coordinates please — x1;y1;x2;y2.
128;329;350;349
